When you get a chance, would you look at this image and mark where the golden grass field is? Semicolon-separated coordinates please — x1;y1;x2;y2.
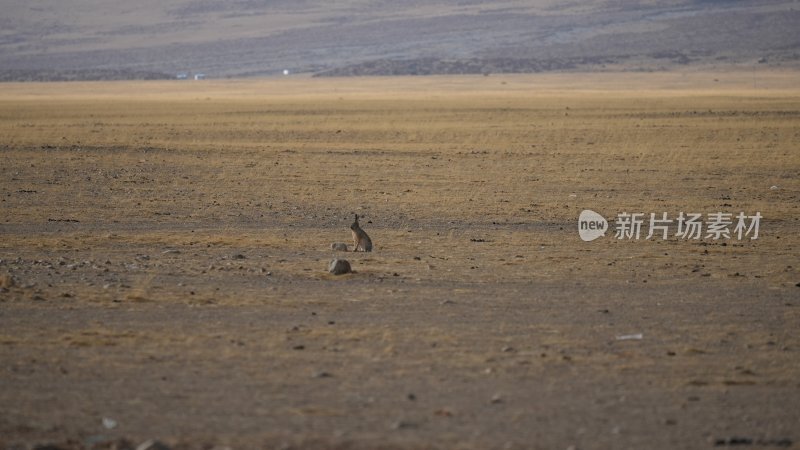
0;72;799;449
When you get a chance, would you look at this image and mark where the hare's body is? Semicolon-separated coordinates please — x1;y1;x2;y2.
350;215;373;252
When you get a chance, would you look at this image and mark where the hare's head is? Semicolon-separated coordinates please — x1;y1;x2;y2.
350;214;360;231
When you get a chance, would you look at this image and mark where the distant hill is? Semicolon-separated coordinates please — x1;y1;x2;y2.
1;0;797;80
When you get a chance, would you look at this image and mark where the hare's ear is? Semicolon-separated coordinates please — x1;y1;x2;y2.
354;214;359;222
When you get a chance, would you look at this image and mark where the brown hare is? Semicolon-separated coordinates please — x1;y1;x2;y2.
350;214;373;252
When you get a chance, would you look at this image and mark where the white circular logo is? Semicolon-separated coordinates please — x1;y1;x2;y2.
578;210;608;242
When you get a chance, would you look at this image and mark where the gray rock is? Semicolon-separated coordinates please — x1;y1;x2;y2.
102;416;118;429
391;420;418;430
330;242;349;251
328;259;351;275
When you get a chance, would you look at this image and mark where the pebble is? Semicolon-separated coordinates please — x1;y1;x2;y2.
330;242;349;251
102;417;118;429
391;420;417;430
616;333;643;340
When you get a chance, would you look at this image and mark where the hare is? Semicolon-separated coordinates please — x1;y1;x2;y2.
350;214;373;252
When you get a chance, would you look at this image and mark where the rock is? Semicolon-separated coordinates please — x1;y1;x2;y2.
616;333;643;340
330;242;349;251
391;420;417;430
102;417;118;429
328;259;351;275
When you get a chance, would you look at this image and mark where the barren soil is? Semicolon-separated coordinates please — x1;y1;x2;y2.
1;73;799;449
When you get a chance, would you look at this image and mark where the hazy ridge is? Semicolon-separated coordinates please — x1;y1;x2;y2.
1;0;798;79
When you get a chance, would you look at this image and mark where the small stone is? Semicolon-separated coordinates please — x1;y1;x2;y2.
328;259;351;275
330;242;349;251
616;333;643;341
313;370;333;378
490;394;504;404
162;249;180;255
391;420;417;430
434;408;454;417
102;417;118;429
232;253;246;260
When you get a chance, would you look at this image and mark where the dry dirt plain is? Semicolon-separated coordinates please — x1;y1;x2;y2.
0;72;799;449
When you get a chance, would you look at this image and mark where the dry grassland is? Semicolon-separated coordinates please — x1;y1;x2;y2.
0;72;798;449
